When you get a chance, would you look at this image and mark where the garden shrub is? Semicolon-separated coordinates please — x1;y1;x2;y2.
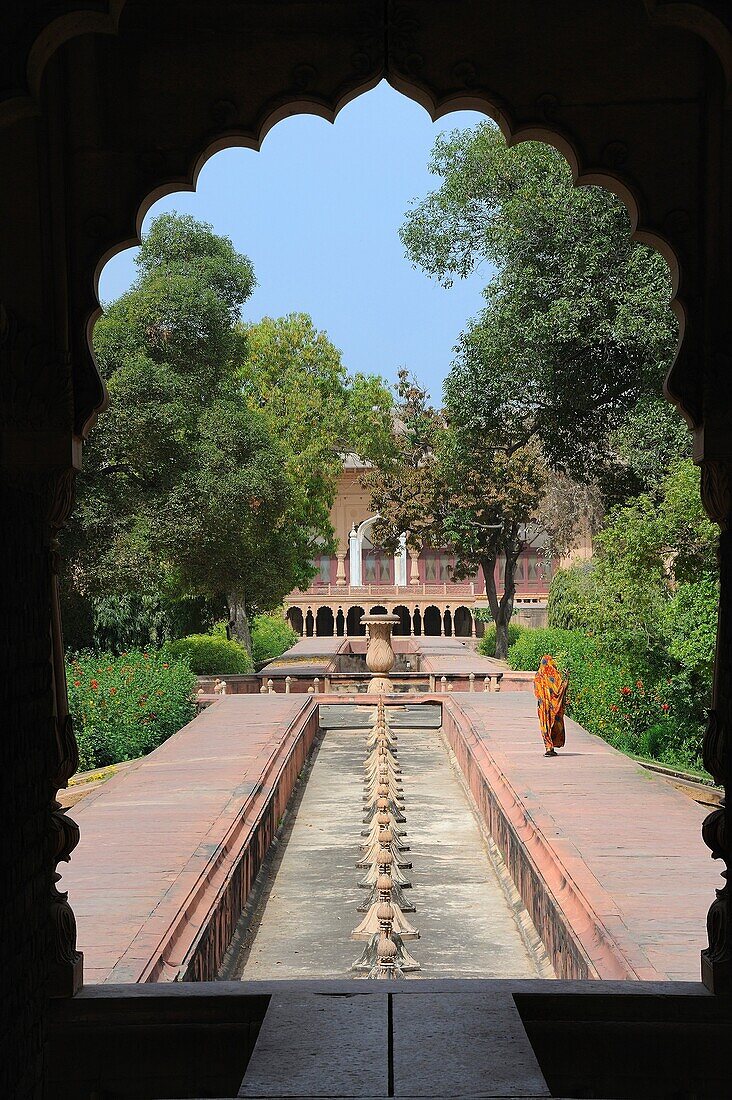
547;563;596;631
507;626;703;769
251;612;298;665
67;649;196;770
477;621;525;658
166;632;253;674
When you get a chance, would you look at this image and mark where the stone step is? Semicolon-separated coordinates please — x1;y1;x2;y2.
238;990;550;1098
392;992;550;1097
238;992;388;1097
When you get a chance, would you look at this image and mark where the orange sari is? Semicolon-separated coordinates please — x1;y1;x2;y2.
533;655;568;752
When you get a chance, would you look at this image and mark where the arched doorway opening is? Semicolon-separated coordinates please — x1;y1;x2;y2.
346;605;365;636
413;607;422;636
305;608;314;637
370;604;388;615
287;607;304;636
394;605;411;635
315;606;334;637
423;606;442;636
335;608;345;637
454;606;472;638
444;608;453;637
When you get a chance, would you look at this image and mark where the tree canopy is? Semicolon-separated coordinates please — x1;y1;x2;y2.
63;214;392;651
238;313;394;545
392;122;686;655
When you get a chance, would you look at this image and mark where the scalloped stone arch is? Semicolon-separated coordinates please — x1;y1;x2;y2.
85;79;691;438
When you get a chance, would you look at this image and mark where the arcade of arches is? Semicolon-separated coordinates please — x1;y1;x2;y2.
288;601;478;638
283;454;565;639
1;2;732;1096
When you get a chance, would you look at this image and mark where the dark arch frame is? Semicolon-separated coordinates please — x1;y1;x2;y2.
394;604;411;635
2;9;730;1056
454;605;473;637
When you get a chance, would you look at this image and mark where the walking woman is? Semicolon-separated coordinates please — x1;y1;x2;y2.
534;654;568;757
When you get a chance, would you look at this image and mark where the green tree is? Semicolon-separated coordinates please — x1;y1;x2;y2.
238;313;394;550
401;122;681;652
365;371;443;555
63;214;312;650
366;373;546;657
402;123;678;479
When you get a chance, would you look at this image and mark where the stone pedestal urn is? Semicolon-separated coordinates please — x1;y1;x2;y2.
362;613;401;694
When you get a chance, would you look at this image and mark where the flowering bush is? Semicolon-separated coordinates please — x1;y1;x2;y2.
607;679;674;757
507;627;702;769
67;649;197;770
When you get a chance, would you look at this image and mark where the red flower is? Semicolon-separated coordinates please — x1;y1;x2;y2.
636;680;643;689
610;704;618;712
621;686;632;695
73;679;81;687
661;703;670;712
110;687;117;696
90;679;99;691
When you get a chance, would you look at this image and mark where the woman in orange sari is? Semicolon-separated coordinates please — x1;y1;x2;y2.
534;654;568;756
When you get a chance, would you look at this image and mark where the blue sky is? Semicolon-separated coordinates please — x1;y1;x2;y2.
99;81;491;400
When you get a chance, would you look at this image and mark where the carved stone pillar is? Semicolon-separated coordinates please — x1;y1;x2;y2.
46;460;84;996
700;460;732;993
409;550;420;585
2;427;85;1000
335;551;347;586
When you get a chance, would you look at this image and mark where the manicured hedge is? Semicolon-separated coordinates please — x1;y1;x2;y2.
251;613;298;665
165;632;253;674
67;649;197;770
477;622;525;658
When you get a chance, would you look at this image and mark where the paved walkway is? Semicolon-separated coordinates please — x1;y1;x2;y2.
65;695;313;983
64;689;716;988
232;719;545;980
450;693;716;980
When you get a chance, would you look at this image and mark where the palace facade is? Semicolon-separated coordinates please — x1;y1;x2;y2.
284;456;591;638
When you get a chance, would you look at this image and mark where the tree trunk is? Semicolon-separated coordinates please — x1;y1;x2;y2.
482;526;522;660
227;592;252;656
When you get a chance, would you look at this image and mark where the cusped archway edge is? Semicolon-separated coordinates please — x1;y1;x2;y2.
4;0;726;441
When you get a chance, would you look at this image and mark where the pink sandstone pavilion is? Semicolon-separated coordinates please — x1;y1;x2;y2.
283;454;592;639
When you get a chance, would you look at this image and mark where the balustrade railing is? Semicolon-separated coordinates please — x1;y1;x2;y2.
284;582;478;599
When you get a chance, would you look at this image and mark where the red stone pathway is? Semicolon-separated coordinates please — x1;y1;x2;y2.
64;689;717;986
448;693;716;981
64;694;313;983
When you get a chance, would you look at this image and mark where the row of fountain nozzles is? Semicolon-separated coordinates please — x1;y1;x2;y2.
352;696;420;979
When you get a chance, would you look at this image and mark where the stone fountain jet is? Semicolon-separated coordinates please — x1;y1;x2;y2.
361;613;401;694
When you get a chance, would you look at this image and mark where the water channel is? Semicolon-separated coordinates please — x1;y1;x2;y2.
226;705;551;981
